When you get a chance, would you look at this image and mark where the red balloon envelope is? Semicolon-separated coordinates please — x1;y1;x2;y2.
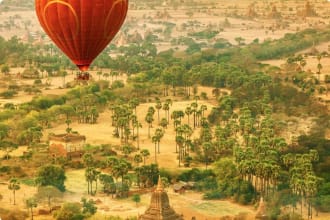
35;0;128;71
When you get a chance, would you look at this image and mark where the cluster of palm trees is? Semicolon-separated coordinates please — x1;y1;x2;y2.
287;53;328;95
96;70;120;83
110;98;141;146
154;98;211;166
151;128;165;163
83;153;132;198
234;103;287;196
282;150;322;219
135;163;159;188
175;124;193;167
208;96;322;218
75;96;99;124
82;148;159;198
8;178;20;205
83;153;100;196
110;96;214;168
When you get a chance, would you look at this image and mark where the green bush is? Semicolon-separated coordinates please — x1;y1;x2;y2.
317;195;330;212
0;166;11;173
203;190;225;199
112;80;125;89
277;213;303;220
178;168;215;182
68;161;84;169
34;79;42;85
0;90;17;98
54;203;84;220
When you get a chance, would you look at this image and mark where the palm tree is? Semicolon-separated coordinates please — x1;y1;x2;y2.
171;111;180;127
200;105;207;118
122;145;133;158
235;36;245;46
185;106;192;125
83;153;94;168
92;169;100;195
175;125;184;153
317;53;323;81
129;98;140;114
140;149;150;165
162;102;170;121
60;70;68;88
163;99;172;121
103;72;110;82
300;59;306;71
8;178;20;205
97;71;102;80
182;124;193;155
176;135;185;167
106;156;119;177
85;167;94;195
145;113;154;138
152;135;159;164
202;142;213;170
191;101;198;128
133;119;142;149
148;106;155;116
159;118;168;129
26;197;37;220
155;100;162;124
155;128;165;154
113;160;130;188
134;154;143;167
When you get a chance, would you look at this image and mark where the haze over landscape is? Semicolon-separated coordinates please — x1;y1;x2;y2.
0;0;329;219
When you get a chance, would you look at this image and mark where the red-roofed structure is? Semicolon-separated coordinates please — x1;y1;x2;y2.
49;133;86;159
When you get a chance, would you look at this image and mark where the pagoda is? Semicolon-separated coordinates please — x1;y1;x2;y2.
268;5;281;19
139;177;183;220
246;4;258;18
297;1;317;17
255;197;269;220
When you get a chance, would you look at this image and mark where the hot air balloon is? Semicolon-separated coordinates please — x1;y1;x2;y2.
35;0;128;75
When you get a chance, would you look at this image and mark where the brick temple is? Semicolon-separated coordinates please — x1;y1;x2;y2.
138;176;183;220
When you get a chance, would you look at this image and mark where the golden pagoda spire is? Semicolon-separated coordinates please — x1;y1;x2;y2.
255;197;268;220
156;175;164;192
139;175;183;220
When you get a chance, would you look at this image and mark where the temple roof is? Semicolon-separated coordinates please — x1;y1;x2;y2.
255;197;268;220
139;176;183;220
49;133;86;143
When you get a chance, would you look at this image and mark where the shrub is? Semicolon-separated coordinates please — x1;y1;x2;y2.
68;161;84;169
0;90;17;98
112;80;125;89
0;209;28;220
3;103;15;109
203;190;225;199
53;203;84;220
277;213;303;220
34;79;42;85
317;195;330;212
0;166;11;174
